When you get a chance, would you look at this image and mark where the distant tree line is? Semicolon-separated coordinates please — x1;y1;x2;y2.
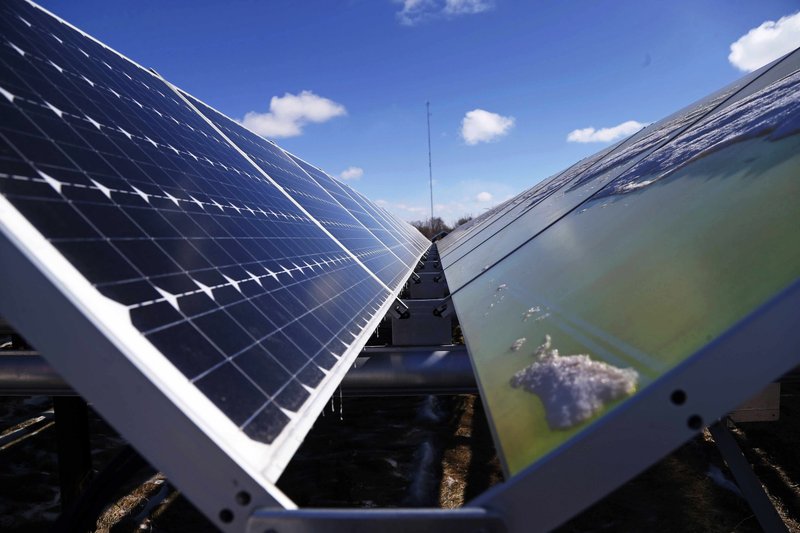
410;215;473;240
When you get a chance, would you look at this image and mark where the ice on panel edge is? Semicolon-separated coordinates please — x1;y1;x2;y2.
510;335;639;430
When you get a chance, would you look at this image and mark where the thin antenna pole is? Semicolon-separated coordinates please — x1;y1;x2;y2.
426;101;434;225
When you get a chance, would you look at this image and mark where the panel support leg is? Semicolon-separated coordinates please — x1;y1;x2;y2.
708;421;787;533
53;396;92;509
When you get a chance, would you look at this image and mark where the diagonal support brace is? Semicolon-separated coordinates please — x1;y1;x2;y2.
709;420;788;533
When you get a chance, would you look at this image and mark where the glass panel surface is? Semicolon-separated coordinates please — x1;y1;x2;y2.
449;67;800;474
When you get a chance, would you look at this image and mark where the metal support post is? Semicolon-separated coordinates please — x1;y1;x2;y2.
0;348;477;397
343;345;475;395
53;396;93;509
708;421;788;533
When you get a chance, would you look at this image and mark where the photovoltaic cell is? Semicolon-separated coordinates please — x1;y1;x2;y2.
181;93;418;288
0;0;424;497
287;153;426;259
440;50;800;475
342;182;431;257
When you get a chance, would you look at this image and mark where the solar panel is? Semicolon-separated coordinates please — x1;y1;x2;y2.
0;0;425;524
287;155;430;263
440;49;800;477
179;93;424;289
440;49;800;293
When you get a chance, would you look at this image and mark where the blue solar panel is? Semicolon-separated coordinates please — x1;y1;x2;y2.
0;0;424;494
287;154;426;267
180;94;421;289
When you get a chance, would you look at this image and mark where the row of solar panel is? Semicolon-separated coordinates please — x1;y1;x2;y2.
0;0;428;466
439;48;800;474
439;49;800;294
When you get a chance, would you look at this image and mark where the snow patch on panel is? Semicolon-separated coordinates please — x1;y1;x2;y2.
510;335;638;429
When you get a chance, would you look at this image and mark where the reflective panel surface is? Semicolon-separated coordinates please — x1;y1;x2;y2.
441;56;800;474
0;0;424;486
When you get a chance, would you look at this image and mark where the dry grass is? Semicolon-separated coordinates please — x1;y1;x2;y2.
1;386;799;532
94;473;167;533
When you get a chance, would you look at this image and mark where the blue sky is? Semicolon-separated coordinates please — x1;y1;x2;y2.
38;0;800;223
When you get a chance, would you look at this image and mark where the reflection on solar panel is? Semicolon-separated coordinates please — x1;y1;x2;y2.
440;49;800;475
180;93;426;289
0;0;427;519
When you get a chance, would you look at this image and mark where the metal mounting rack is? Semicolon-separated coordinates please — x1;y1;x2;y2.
1;4;799;530
1;247;797;532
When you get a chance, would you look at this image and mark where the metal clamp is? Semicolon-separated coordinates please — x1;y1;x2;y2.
388;299;411;320
432;296;453;318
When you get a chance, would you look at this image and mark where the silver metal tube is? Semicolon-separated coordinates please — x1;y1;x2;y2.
344;346;476;396
0;347;477;397
0;352;75;395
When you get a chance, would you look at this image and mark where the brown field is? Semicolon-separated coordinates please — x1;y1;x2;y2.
0;384;798;532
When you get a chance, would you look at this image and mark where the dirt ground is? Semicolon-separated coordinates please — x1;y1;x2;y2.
0;384;799;532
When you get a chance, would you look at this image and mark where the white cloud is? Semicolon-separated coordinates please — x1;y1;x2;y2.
396;202;427;215
375;179;512;223
396;0;437;25
339;166;364;181
400;203;426;213
566;120;646;143
240;90;346;138
729;12;800;72
461;109;515;145
372;199;429;221
444;0;492;15
395;0;493;25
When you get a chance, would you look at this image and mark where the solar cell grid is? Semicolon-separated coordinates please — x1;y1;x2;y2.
293;169;430;283
344;183;430;253
287;154;421;267
182;94;415;288
0;0;424;499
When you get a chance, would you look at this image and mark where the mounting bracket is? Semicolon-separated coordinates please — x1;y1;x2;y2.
391;299;454;345
432;296;454;318
387;298;411;320
409;273;449;299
